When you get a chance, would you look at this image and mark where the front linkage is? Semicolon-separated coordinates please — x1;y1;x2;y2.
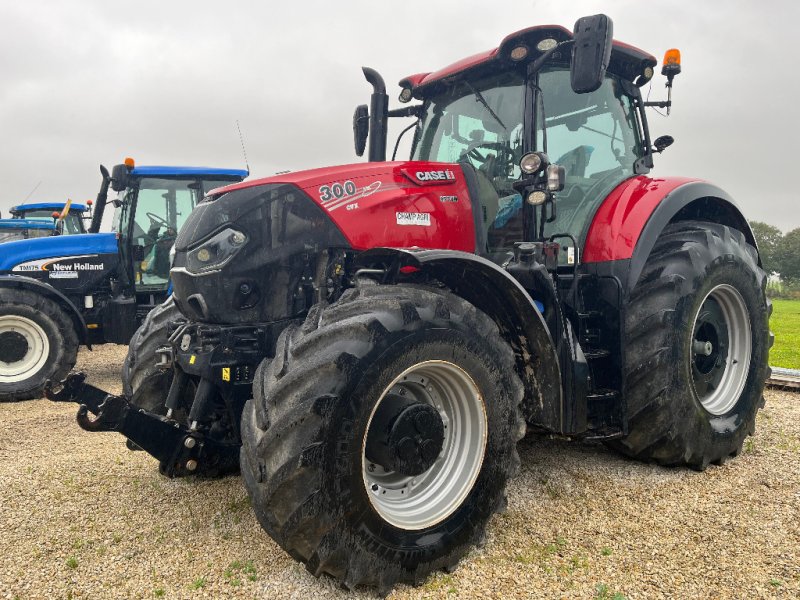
45;372;239;478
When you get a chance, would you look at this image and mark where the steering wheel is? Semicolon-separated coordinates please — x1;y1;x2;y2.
145;212;170;229
461;141;513;166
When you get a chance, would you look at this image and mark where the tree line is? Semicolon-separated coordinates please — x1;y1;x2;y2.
749;221;800;284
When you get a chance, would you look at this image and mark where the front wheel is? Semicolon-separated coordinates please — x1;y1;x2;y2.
240;285;525;593
611;221;770;469
0;289;78;401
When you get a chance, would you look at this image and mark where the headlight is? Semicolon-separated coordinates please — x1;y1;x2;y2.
186;227;247;273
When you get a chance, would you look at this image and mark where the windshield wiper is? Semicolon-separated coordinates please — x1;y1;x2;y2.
465;82;506;131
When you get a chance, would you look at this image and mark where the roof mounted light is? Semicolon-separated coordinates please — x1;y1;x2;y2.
398;87;413;103
124;157;135;169
536;38;558;52
662;48;681;77
510;45;529;61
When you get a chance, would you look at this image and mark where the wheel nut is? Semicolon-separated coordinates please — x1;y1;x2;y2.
186;459;198;471
184;437;196;449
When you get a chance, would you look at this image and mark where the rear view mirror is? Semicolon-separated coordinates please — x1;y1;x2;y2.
110;163;130;192
571;14;613;94
353;104;369;157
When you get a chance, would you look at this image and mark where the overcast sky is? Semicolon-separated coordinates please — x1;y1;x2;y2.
1;0;796;231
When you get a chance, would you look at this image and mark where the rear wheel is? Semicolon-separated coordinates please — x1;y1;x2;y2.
240;285;525;593
612;221;770;469
0;289;78;401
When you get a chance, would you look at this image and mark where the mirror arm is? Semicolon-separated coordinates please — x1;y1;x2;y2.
529;39;574;75
387;105;423;118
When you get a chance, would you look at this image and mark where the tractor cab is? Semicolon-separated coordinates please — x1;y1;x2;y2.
396;21;659;264
0;200;90;243
10;201;90;235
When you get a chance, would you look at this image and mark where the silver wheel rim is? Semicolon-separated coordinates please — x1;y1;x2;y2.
0;315;50;383
362;360;487;530
690;284;751;415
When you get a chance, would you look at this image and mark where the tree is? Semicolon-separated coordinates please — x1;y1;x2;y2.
778;227;800;283
749;221;783;275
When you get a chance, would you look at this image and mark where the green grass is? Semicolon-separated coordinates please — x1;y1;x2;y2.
769;299;800;368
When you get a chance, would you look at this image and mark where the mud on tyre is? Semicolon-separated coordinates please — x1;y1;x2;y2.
0;288;78;402
240;284;525;592
612;221;770;469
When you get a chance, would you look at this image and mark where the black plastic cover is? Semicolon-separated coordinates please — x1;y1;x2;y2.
171;184;349;324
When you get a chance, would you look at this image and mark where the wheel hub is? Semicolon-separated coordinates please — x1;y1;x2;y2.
689;284;752;415
0;331;28;364
365;393;445;476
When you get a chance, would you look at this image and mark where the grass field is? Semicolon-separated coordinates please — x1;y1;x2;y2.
769;298;800;369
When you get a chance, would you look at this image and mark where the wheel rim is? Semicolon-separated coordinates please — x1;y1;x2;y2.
690;284;751;415
362;360;487;530
0;315;50;383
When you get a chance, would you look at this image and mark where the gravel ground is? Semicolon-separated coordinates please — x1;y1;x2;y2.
1;346;798;599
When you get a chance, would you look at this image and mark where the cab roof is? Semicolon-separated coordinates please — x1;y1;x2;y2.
399;24;657;97
129;166;249;179
11;202;88;213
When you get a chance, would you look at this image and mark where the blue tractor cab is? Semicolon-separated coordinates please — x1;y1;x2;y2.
0;158;247;400
9;201;91;235
0;200;89;243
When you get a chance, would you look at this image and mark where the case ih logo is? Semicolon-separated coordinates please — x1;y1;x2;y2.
415;169;456;183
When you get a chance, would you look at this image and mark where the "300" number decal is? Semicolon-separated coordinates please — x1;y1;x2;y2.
319;181;357;203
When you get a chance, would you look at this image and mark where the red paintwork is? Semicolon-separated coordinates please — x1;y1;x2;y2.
212;162;476;252
399;24;656;93
582;176;699;263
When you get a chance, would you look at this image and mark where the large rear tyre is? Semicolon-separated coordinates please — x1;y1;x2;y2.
121;296;185;413
611;221;770;469
240;285;525;593
0;289;78;401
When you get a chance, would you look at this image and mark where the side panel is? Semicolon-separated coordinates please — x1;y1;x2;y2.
304;163;476;252
0;233;119;271
213;161;478;252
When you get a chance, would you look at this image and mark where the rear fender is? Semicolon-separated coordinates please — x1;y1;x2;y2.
0;275;88;346
583;178;757;292
355;247;564;432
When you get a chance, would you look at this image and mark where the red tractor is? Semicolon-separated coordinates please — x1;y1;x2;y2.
50;15;770;594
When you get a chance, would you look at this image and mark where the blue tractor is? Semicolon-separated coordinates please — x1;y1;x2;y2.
0;200;90;243
0;159;247;400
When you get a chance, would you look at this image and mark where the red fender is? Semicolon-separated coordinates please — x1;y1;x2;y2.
582;175;699;263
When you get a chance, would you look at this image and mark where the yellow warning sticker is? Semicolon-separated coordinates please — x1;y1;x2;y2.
189;355;196;365
222;367;231;382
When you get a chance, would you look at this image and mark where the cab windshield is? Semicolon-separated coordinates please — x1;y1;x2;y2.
410;66;643;258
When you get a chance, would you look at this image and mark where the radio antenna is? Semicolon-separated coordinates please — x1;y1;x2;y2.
23;180;42;203
236;120;250;175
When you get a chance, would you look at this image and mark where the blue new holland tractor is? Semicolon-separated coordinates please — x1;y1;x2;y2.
0;159;246;400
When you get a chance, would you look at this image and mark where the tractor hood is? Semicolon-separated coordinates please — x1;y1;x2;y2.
170;160;477;324
203;161;477;251
0;233;118;272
